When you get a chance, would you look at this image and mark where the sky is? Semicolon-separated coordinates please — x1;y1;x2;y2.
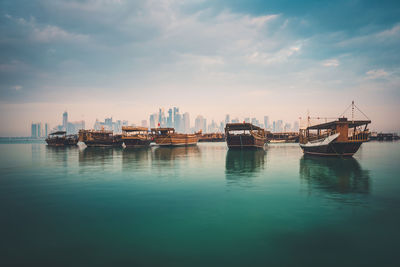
0;0;399;136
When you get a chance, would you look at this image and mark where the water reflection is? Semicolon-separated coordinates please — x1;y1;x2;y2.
299;156;370;201
122;148;151;171
152;146;201;161
225;149;266;185
45;145;78;168
79;147;119;169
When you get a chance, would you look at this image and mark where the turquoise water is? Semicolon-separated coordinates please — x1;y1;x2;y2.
0;142;399;266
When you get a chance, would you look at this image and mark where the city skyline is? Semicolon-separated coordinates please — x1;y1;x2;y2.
1;0;400;136
27;106;372;138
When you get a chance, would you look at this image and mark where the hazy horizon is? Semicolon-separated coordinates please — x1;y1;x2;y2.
1;0;399;136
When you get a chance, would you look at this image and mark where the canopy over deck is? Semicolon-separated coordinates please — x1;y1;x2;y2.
225;123;263;131
49;131;66;135
122;126;148;132
151;128;175;132
307;118;371;130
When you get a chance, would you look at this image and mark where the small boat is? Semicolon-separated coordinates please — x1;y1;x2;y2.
46;131;78;146
79;129;123;147
151;128;199;146
225;123;267;149
122;126;151;148
299;117;370;157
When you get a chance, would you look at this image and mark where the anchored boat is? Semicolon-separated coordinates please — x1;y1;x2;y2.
79;129;123;147
151;128;199;146
46;131;78;146
299;102;370;157
299;118;370;156
122;126;151;148
225;123;267;149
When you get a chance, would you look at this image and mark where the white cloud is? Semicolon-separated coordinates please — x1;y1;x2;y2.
13;85;22;91
5;14;89;44
322;59;339;67
365;69;389;79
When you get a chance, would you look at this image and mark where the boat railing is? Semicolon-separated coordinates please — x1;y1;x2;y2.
348;130;369;142
306;130;337;143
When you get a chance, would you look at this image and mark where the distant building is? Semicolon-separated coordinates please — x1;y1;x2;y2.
244;117;250;123
45;123;49;137
62;111;68;131
251;117;259;126
183;112;190;133
284;123;291;132
276;120;283;132
195;115;206;132
68;120;85;134
141;120;148;127
293;121;299;132
175;113;182;132
149;113;158;128
167;108;173;127
264;116;269;130
231;118;239;123
31;123;38;138
225;114;230;125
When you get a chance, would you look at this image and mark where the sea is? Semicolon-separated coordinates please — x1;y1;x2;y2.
0;141;399;266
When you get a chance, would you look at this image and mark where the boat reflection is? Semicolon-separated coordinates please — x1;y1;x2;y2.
45;145;78;167
152;146;201;161
299;155;370;200
122;148;151;171
225;149;266;185
79;147;120;169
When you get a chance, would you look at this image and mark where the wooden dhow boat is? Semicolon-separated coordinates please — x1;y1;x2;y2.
151;128;199;146
46;131;78;146
299;102;371;157
225;123;267;149
122;126;151;148
79;129;123;147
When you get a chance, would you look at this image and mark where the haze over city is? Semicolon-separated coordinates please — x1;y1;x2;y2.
1;0;399;136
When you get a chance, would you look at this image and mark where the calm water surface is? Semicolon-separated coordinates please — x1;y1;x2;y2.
0;142;399;266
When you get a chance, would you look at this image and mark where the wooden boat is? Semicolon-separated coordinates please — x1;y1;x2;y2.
151;128;199;146
299;117;370;157
198;133;225;142
225;123;267;149
122;126;151;148
79;129;123;147
46;131;78;146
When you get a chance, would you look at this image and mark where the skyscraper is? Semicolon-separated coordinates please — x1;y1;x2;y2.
195;115;205;132
31;123;37;138
183;112;190;133
167;108;173;127
45;123;49;137
225;114;230;125
62;111;68;131
175;113;182;132
264;116;269;129
173;107;179;129
149;113;158;128
37;123;42;137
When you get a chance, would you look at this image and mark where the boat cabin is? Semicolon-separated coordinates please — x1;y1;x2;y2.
151;128;175;136
122;126;149;137
225;123;265;137
300;117;371;144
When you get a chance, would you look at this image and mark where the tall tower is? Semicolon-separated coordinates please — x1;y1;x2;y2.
183;112;190;133
264;116;269;129
62;111;68;131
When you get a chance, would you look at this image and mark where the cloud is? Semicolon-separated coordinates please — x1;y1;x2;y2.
13;85;22;91
365;69;389;79
5;14;90;44
322;59;339;67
